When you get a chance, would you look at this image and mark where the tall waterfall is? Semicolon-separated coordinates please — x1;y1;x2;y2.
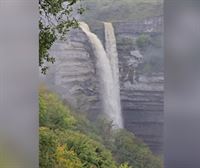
80;22;123;128
104;22;123;127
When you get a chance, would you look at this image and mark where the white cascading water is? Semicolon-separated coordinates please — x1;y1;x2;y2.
104;22;123;128
80;22;123;128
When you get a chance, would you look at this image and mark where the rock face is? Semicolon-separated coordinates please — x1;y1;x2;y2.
44;16;164;155
46;30;101;118
121;75;164;155
114;16;162;35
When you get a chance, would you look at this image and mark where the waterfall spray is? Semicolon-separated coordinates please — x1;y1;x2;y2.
80;22;123;128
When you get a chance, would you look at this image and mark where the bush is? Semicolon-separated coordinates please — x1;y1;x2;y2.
58;130;117;168
136;34;151;50
39;87;163;168
39;127;58;168
39;87;76;130
39;127;83;168
39;127;117;168
117;36;136;51
111;130;163;168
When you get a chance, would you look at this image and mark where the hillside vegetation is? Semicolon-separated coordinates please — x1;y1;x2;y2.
39;86;163;168
81;0;163;22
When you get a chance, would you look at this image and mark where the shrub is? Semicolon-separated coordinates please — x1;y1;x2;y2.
39;127;117;168
111;130;163;168
117;36;136;51
57;130;117;168
39;127;58;168
39;87;163;168
39;87;76;130
136;34;151;50
39;127;83;168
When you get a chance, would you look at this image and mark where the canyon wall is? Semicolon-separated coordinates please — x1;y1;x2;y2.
44;16;164;155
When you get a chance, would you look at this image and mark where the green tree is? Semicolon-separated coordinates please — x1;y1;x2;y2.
39;0;84;74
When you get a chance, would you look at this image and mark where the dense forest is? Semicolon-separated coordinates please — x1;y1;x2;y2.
39;86;162;168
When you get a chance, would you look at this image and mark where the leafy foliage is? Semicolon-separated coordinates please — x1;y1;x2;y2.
39;0;84;74
111;130;163;168
39;87;117;168
40;127;83;168
39;87;163;168
58;130;117;168
39;127;58;168
39;86;76;130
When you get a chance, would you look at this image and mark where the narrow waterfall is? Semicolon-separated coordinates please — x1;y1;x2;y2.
104;22;123;127
80;22;123;128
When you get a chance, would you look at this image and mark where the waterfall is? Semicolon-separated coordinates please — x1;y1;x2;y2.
104;22;123;127
80;22;123;128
